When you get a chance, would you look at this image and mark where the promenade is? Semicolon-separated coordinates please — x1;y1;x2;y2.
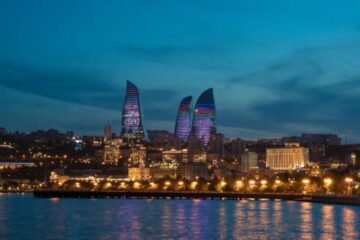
33;190;360;206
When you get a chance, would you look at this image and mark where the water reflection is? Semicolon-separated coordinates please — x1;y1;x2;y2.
321;205;335;240
0;195;359;239
342;207;358;240
300;202;313;240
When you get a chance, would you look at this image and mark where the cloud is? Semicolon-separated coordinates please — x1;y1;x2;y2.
222;42;360;141
0;62;180;112
117;44;231;70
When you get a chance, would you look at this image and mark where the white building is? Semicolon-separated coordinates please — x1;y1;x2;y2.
266;143;309;171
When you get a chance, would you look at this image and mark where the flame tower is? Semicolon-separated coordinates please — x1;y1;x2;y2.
192;88;216;147
174;96;192;143
121;80;145;140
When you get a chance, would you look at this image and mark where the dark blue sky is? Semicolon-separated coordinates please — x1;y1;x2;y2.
1;1;360;141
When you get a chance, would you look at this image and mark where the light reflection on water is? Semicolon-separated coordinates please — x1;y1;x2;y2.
0;194;359;239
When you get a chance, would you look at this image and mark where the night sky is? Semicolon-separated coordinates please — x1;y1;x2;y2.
1;1;360;142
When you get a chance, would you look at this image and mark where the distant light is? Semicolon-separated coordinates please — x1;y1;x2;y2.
345;177;353;183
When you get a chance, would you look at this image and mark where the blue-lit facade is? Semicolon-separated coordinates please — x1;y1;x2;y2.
121;80;145;139
174;96;192;143
192;88;216;147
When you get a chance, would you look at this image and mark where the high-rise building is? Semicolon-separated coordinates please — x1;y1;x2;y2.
104;124;112;142
266;143;309;171
241;149;258;172
121;80;145;140
191;88;216;147
174;96;192;143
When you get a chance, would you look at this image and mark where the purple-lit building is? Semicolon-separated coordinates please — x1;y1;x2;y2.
174;96;192;143
121;80;145;139
191;88;216;147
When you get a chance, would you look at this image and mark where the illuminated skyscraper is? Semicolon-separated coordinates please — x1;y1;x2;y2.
174;96;192;143
192;88;216;147
121;80;145;140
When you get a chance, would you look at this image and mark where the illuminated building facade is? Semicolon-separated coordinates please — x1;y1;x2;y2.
103;139;122;165
174;96;192;143
128;164;150;180
121;80;145;140
266;143;309;171
192;88;216;147
241;150;258;172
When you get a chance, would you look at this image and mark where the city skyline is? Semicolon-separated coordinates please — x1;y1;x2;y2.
2;1;360;142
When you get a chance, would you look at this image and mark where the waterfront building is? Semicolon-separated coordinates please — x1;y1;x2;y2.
103;139;122;165
266;143;309;171
241;150;258;172
128;164;150;180
191;88;216;147
121;80;145;140
174;96;192;143
104;124;112;142
177;162;208;180
149;161;178;179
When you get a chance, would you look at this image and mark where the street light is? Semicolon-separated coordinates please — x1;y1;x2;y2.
345;177;354;195
323;178;332;194
249;180;256;186
236;180;243;186
324;178;332;185
302;179;310;185
275;179;281;185
260;180;267;186
345;177;353;184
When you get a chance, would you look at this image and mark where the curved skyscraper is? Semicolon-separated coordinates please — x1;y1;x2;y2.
121;80;145;140
192;88;216;147
174;96;192;143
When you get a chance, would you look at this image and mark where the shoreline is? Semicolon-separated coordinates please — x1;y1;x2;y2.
33;190;360;206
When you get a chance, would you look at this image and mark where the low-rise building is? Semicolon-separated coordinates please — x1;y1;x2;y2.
177;163;208;180
266;143;309;171
128;164;150;180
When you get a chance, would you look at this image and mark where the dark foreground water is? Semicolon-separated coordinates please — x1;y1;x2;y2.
0;194;359;240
